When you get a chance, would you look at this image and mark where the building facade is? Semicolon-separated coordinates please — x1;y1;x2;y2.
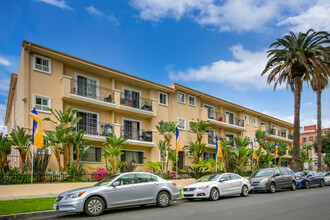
5;41;294;171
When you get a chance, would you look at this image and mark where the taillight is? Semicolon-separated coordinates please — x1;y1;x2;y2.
172;183;177;187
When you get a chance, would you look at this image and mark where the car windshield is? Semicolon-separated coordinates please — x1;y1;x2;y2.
295;172;306;177
250;169;273;177
94;174;119;186
196;174;221;182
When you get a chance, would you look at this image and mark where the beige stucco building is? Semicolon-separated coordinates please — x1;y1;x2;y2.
5;41;294;171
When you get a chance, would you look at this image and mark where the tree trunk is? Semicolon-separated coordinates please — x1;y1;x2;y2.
317;89;322;172
291;76;302;172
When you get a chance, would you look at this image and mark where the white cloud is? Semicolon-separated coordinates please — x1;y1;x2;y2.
169;44;273;90
277;0;330;32
129;0;323;32
0;104;7;135
85;6;119;25
305;102;313;106
0;56;10;66
37;0;73;10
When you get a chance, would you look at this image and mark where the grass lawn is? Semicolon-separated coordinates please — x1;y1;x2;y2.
0;197;56;216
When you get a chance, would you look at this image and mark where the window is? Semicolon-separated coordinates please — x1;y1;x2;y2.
254;137;258;146
121;150;144;164
122;119;141;140
229;174;240;180
309;136;313;142
203;152;216;161
253;117;258;127
177;118;186;130
204;104;215;119
188;121;194;131
177;91;186;104
221;174;230;181
226;111;234;125
136;174;157;183
76;110;99;135
302;137;306;143
33;54;51;74
115;174;136;185
188;95;196;106
75;74;99;99
274;169;281;176
122;87;142;109
75;146;102;163
158;92;168;106
34;95;51;113
208;129;215;144
244;115;249;125
225;133;235;147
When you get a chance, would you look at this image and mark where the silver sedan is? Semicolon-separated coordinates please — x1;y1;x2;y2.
182;173;251;201
54;172;179;216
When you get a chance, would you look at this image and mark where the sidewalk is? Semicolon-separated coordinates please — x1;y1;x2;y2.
0;178;196;200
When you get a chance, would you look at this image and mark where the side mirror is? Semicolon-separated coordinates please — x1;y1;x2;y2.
112;182;120;187
274;173;280;177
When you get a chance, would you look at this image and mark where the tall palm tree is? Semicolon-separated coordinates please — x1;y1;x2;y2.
10;126;31;169
261;29;329;171
190;119;212;144
311;71;329;171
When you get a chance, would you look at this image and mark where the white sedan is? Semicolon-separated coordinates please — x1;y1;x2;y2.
182;173;251;201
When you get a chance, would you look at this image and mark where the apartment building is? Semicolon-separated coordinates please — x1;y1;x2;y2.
5;41;294;171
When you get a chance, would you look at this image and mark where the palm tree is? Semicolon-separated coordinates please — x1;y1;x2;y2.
44;130;62;170
234;136;252;173
102;134;128;173
219;139;233;172
190;119;212;144
276;141;288;166
10;126;31;169
311;71;329;171
183;141;206;165
0;134;12;172
261;29;329;171
72;130;91;169
168;149;178;171
158;140;168;171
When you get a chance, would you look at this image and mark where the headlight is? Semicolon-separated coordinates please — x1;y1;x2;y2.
260;178;269;183
64;191;85;199
198;186;209;190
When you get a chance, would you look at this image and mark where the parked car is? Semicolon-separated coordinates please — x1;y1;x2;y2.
322;172;330;186
54;172;179;216
182;173;251;201
249;167;296;193
295;171;325;188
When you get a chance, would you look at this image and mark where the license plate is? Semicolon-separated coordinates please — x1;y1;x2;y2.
53;204;57;210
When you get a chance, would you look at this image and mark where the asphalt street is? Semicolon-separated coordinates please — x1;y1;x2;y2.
37;187;330;220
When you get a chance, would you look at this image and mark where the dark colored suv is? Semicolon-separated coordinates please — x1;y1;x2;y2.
249;167;296;193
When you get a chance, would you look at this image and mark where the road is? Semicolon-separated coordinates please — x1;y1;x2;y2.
39;187;330;220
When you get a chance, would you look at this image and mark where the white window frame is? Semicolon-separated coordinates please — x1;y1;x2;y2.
188;95;196;107
33;94;51;114
203;104;215;119
158;91;168;106
122;86;143;108
188;120;195;131
121;149;145;164
177;91;186;104
177;118;186;130
159;150;168;162
33;54;51;74
253;117;258;127
244;115;249;125
122;117;143;137
76;108;100;135
72;145;103;163
208;129;216;144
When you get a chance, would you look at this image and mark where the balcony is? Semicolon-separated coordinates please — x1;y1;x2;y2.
75;121;115;141
228;117;244;129
207;111;227;127
70;79;115;105
120;127;154;146
267;128;293;142
120;93;153;113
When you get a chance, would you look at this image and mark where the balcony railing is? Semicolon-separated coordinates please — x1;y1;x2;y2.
268;128;277;136
120;93;153;112
121;128;153;142
211;112;226;123
75;121;114;137
70;79;114;103
229;117;244;127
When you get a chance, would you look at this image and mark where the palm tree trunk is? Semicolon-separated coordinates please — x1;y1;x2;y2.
317;89;322;172
291;76;302;172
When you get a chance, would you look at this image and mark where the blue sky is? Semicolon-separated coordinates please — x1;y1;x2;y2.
0;0;329;133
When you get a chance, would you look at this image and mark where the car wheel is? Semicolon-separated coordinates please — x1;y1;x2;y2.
84;196;105;216
305;181;310;189
157;191;171;208
241;185;249;197
269;183;276;193
290;181;296;191
320;180;325;187
209;188;220;201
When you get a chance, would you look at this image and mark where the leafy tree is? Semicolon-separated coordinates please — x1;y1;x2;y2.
72;130;91;169
44;130;62;170
10;126;31;169
183;140;206;165
158;140;169;171
0;134;12;172
141;161;163;173
168;149;178;171
102;134;127;174
219;139;234;172
275;141;288;166
234;136;252;172
190;119;212;144
261;29;329;171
